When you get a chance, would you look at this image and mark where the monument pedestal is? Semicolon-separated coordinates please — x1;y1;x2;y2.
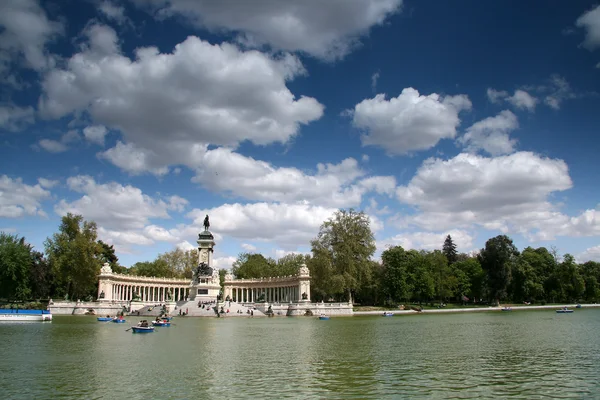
188;228;221;303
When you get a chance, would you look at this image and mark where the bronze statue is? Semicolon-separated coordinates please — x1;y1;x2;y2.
203;215;210;231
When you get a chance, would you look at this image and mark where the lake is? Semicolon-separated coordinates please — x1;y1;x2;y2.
1;309;599;399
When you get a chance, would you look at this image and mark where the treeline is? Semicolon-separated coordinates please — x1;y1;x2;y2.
232;209;600;305
0;213;200;302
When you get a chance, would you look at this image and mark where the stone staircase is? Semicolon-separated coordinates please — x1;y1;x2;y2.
173;300;266;317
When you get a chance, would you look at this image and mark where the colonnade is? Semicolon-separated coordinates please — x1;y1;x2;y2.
98;263;190;303
229;286;300;303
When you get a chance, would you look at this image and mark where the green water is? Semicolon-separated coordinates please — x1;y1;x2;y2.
1;310;599;399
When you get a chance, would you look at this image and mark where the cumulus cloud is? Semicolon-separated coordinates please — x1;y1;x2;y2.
0;0;63;72
0;175;51;218
486;89;537;112
578;245;600;262
241;243;257;252
38;139;68;153
132;0;402;60
98;0;129;25
575;5;600;51
394;152;574;238
378;229;475;252
191;148;396;208
349;88;472;155
37;178;59;189
39;24;324;173
458;110;518;156
0;105;34;131
55;175;187;231
35;130;81;154
83;125;108;146
542;75;576;110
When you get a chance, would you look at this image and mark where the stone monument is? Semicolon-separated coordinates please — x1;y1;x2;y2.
189;215;221;302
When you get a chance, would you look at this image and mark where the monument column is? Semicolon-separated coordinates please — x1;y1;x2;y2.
191;215;221;302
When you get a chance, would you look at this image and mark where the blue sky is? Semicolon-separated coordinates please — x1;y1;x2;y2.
1;0;600;269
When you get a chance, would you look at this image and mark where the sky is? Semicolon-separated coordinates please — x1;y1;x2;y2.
1;0;600;269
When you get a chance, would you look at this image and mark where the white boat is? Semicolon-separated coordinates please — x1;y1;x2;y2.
0;309;52;322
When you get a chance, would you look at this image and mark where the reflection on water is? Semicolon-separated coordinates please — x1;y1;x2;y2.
1;311;600;399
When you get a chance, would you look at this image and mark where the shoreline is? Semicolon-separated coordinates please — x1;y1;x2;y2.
353;303;600;316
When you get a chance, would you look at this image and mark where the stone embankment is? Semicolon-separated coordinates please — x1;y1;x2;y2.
353;303;600;316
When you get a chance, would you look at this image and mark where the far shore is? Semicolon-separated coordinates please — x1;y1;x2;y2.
353;303;600;316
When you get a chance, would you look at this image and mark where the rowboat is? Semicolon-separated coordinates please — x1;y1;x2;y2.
112;318;126;323
97;317;112;322
151;320;171;327
0;309;52;322
501;307;512;312
131;326;155;333
382;312;394;317
556;307;573;314
318;315;330;320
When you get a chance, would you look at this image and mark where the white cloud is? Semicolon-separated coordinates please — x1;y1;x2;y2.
98;141;170;176
55;175;187;230
273;249;309;260
98;0;129;25
39;25;324;173
38;139;68;153
458;110;518;156
0;175;51;218
133;0;402;61
0;0;63;71
176;240;196;252
37;178;58;189
486;89;537;112
394;152;573;237
371;71;380;91
186;202;337;249
543;75;576;110
578;245;600;262
378;229;474;252
83;125;108;146
506;90;538;112
213;256;237;270
349;88;472;155
486;88;508;104
575;5;600;51
191;148;395;208
241;243;257;252
0;105;34;131
184;202;383;251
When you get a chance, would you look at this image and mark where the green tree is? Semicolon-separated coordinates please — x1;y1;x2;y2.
0;233;33;300
232;253;277;278
129;259;173;278
275;253;309;277
45;214;102;300
97;240;126;274
478;235;519;304
442;234;458;265
29;250;52;299
157;247;198;279
427;250;453;300
310;209;376;303
453;257;484;302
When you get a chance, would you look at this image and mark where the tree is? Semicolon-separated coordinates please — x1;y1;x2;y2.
275;253;309;277
478;235;519;304
157;247;198;279
97;240;126;274
45;214;102;300
232;253;276;278
129;259;173;278
442;235;458;265
311;209;376;303
0;233;33;300
29;250;52;299
453;257;484;302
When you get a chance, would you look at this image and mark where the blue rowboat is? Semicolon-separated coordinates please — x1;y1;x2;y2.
152;320;171;327
556;307;574;313
382;312;394;317
318;315;330;320
112;318;126;323
97;317;112;321
131;326;154;333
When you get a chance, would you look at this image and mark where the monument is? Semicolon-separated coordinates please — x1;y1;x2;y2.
189;215;221;302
